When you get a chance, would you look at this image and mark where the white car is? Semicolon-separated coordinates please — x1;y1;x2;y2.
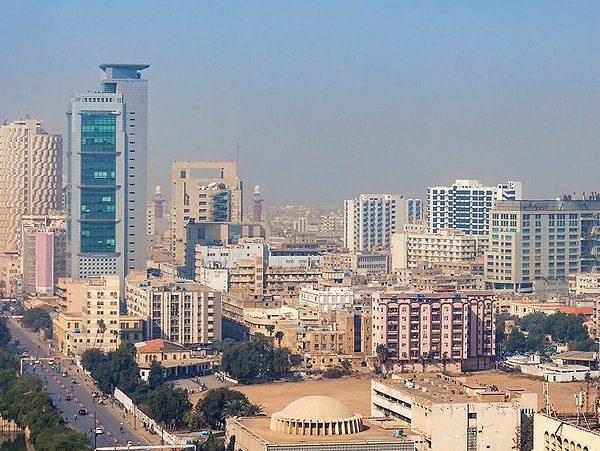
94;427;103;435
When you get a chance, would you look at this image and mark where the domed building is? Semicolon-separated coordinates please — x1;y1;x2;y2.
226;394;414;451
270;395;363;436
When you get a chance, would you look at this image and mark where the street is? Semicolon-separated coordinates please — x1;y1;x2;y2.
7;318;154;449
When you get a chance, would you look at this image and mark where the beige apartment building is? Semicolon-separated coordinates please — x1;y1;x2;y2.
391;224;477;272
125;272;221;346
171;161;243;266
0;120;62;253
52;275;144;356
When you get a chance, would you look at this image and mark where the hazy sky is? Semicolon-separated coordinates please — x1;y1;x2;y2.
1;2;599;207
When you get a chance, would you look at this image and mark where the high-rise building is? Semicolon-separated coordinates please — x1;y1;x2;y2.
485;199;600;294
66;63;149;280
171;161;243;266
372;290;495;371
0;120;62;253
426;179;522;236
344;194;421;251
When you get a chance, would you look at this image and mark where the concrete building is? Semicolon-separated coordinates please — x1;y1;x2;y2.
426;179;522;237
391;223;477;271
171;161;243;267
533;412;600;450
299;285;354;312
0;120;62;253
484;199;600;294
134;339;213;380
52;274;144;356
372;290;495;372
66;63;149;280
21;215;67;295
371;373;536;451
125;272;221;346
344;194;422;252
226;395;415;451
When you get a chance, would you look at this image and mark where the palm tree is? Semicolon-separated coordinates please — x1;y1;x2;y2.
242;403;264;416
223;399;249;419
94;319;107;348
375;344;388;373
112;329;120;351
265;324;275;337
274;330;284;347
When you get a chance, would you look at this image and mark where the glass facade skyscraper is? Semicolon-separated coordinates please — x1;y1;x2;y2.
66;64;149;280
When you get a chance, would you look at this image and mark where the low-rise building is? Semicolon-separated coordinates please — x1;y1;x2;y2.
371;373;536;451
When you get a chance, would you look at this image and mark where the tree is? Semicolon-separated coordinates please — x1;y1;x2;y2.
147;360;165;390
21;308;52;332
145;384;191;430
94;319;107;348
0;316;12;346
196;388;248;430
375;344;389;373
274;330;284;347
265;324;275;337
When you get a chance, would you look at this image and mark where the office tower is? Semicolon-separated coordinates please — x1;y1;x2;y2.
485;199;600;294
0;120;62;253
344;194;420;251
171;161;243;267
426;179;522;236
66;63;149;279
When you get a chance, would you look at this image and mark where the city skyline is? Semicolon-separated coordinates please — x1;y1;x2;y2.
1;2;599;206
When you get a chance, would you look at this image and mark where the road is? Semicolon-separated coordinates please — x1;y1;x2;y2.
8;318;152;449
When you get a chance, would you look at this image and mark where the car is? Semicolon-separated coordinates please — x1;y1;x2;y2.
71;377;77;384
78;408;87;416
94;427;103;435
61;371;68;377
126;440;132;447
65;395;72;401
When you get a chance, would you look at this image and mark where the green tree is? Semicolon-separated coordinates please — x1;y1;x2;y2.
265;324;275;337
375;344;389;372
0;316;12;346
196;388;248;430
147;360;165;390
145;384;192;430
21;308;52;332
274;330;284;347
94;319;107;348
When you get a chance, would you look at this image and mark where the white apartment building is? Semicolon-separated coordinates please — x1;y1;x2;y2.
568;272;600;295
0;120;62;253
485;199;600;294
125;272;221;346
299;285;354;312
391;223;477;271
427;179;522;237
344;194;422;252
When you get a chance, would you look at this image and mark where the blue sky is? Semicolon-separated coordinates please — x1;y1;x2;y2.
1;1;599;206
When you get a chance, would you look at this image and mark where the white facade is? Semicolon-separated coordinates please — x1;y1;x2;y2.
82;275;121;354
427;179;522;236
196;240;268;269
0;120;62;253
391;224;477;271
125;272;221;346
66;64;149;280
533;413;600;450
344;194;421;252
299;286;354;312
484;200;600;293
371;378;525;451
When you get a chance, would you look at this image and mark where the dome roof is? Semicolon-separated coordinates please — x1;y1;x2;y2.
276;396;355;421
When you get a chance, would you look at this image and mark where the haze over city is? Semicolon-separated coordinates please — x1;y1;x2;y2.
1;1;599;205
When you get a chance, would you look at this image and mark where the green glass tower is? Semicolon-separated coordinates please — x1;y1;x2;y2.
66;64;149;280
